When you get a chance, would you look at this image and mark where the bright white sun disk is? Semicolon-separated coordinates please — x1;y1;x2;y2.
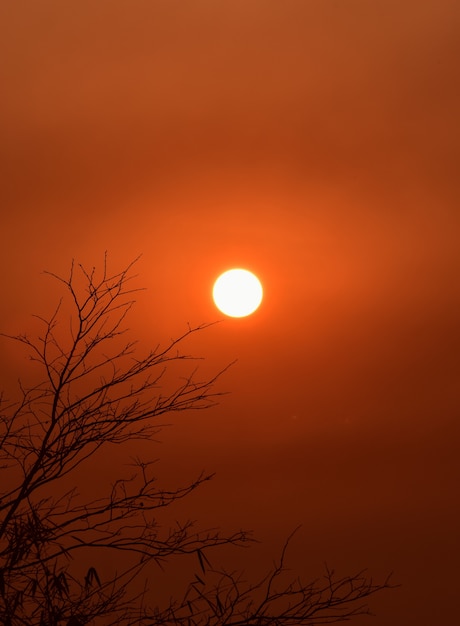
213;269;263;318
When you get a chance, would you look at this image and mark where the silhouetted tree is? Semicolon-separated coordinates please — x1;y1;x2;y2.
0;257;394;625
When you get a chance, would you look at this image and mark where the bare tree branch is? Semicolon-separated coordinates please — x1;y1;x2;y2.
0;257;395;625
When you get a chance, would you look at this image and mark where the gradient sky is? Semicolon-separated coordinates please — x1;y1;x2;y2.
1;1;460;624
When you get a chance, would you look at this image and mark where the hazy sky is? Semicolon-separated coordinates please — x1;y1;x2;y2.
1;1;460;623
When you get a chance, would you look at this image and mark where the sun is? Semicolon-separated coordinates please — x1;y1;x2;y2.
213;269;263;318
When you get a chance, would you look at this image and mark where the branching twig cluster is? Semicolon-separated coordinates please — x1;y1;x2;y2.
146;527;394;626
0;257;394;625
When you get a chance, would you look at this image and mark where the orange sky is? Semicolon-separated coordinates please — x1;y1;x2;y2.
1;1;460;623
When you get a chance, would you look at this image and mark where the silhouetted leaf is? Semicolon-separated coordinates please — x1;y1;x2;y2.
85;566;101;588
197;549;206;574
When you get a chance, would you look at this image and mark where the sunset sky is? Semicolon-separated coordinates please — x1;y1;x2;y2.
1;1;460;623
